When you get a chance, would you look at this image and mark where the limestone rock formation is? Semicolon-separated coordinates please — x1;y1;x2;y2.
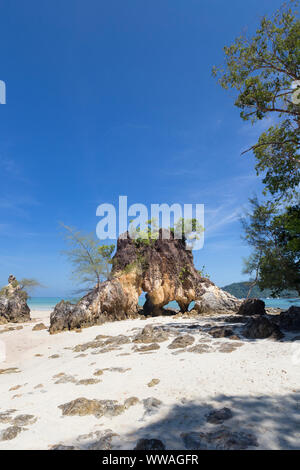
50;230;240;333
0;275;31;323
194;284;241;314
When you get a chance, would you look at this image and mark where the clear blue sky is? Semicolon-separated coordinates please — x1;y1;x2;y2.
0;0;283;296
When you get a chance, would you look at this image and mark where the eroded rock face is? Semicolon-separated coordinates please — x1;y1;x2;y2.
0;275;31;323
50;230;240;333
194;284;241;314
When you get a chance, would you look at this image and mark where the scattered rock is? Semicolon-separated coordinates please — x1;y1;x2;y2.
278;306;300;332
168;335;195;349
208;327;234;338
124;397;140;409
87;430;119;450
32;323;47;331
133;325;169;344
206;407;233;424
147;378;160;387
51;445;80;450
9;385;22;391
93;369;104;376
0;425;23;441
217;343;244;353
133;343;160;352
58;398;131;418
243;316;283;340
194;284;241;314
0;410;16;424
238;298;265;316
76;378;101;386
0;368;20;375
182;426;258;450
49;354;60;359
134;438;165;450
187;343;212;354
142;397;163;416
13;414;37;426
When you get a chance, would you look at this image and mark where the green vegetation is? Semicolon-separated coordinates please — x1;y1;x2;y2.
0;278;42;300
213;0;299;201
214;0;300;297
61;223;115;293
222;281;298;299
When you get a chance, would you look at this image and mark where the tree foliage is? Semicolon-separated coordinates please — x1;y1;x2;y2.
242;198;300;296
213;0;300;200
61;223;115;293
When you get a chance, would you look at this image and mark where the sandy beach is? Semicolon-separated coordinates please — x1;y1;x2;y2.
0;309;299;450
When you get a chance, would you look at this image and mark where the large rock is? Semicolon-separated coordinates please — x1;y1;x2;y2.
243;315;283;340
238;298;265;316
0;275;31;323
194;284;241;314
278;306;300;332
50;230;240;333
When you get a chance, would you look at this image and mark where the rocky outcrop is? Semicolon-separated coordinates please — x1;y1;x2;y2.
243;316;283;340
238;298;265;316
50;230;240;333
0;275;31;323
194;284;241;314
278;306;300;331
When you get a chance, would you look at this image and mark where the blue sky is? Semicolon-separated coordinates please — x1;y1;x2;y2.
0;0;283;296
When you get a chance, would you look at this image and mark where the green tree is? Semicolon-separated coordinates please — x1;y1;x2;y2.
242;199;300;296
213;0;300;200
61;224;115;293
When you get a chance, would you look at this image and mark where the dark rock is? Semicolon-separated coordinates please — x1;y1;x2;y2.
208;327;234;338
0;275;31;323
134;438;165;450
206;407;233;424
238;298;265;316
168;334;195;349
182;426;258;450
243;315;283;340
51;445;79;450
278;306;300;332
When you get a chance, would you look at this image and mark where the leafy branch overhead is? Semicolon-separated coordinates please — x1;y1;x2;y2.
213;0;300;199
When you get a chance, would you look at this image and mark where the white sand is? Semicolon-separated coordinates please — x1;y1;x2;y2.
0;310;299;450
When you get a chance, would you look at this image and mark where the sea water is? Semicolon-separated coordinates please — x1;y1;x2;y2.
28;296;300;311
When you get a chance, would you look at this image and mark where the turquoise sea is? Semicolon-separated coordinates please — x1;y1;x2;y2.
28;296;300;312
